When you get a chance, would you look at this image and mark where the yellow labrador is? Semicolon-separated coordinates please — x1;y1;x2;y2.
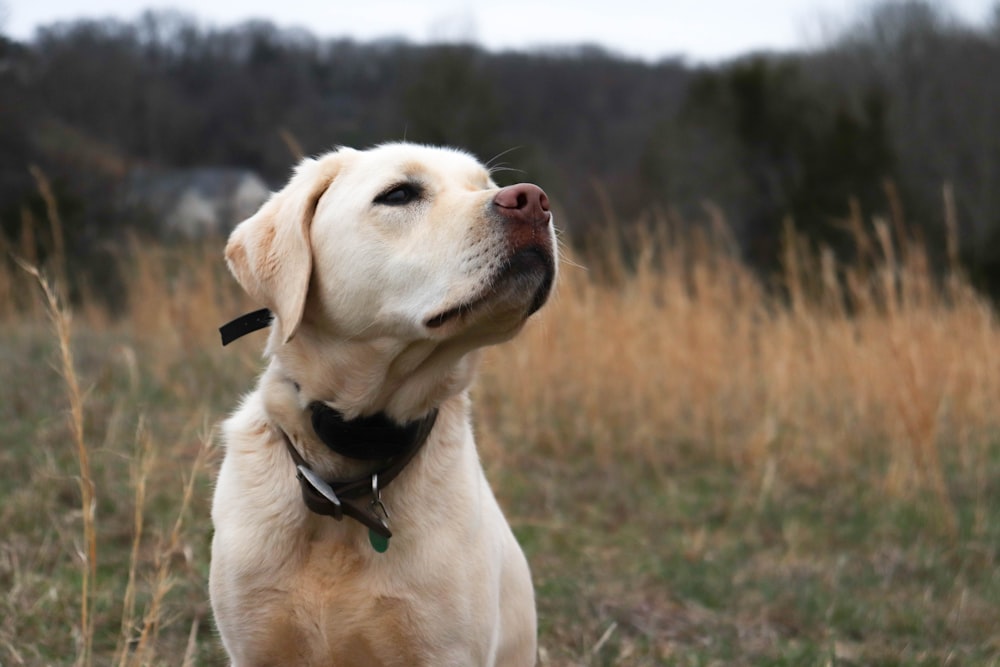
210;143;556;666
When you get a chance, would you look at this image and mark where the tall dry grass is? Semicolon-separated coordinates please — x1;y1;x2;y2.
13;262;97;665
8;260;216;666
475;197;998;540
3;173;222;664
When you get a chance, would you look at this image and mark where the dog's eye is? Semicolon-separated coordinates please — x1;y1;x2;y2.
374;183;422;206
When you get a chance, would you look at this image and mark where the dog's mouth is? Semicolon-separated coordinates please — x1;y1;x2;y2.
425;246;555;330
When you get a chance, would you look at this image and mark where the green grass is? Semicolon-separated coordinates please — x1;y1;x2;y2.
0;324;233;665
493;450;1000;666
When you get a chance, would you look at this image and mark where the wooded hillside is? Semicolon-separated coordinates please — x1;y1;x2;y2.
2;1;999;298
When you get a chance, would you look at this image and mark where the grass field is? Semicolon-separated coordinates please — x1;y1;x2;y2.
1;199;999;665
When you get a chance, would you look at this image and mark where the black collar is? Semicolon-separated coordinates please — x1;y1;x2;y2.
282;404;439;548
219;308;273;346
310;402;433;460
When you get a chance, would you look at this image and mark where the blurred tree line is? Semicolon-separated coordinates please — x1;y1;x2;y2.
2;0;999;301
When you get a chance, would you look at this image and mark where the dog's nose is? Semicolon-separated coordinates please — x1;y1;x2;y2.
493;184;551;228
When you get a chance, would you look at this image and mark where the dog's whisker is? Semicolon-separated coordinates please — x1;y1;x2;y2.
485;146;522;170
558;255;588;272
488;166;527;177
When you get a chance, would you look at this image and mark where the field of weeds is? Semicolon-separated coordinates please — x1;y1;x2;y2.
1;194;999;665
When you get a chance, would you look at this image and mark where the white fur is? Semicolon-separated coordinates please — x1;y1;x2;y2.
210;143;555;666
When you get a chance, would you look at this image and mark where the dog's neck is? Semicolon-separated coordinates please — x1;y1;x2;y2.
267;325;481;425
256;334;476;491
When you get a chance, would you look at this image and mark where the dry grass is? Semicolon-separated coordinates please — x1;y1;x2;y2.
1;188;998;664
481;212;998;515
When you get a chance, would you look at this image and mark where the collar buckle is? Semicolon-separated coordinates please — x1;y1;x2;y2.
296;465;344;520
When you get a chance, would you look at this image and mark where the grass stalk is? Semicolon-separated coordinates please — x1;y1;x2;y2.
28;166;68;295
127;425;213;664
15;259;96;667
114;418;154;667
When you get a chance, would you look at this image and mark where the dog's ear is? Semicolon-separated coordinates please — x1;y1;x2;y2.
225;154;343;344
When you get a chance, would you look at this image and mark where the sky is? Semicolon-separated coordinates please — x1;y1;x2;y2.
2;0;997;62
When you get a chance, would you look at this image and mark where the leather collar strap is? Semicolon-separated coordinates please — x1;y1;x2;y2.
310;402;434;460
219;308;273;346
281;407;438;539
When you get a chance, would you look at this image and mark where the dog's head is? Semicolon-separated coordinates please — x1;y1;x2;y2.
226;142;556;360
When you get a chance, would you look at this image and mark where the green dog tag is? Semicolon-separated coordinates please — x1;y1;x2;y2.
369;529;389;553
368;489;390;553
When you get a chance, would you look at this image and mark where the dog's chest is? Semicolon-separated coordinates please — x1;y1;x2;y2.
255;553;469;666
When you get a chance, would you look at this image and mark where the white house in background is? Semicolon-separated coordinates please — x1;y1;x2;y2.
123;167;271;238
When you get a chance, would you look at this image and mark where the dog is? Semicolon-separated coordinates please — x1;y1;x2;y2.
210;142;556;666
